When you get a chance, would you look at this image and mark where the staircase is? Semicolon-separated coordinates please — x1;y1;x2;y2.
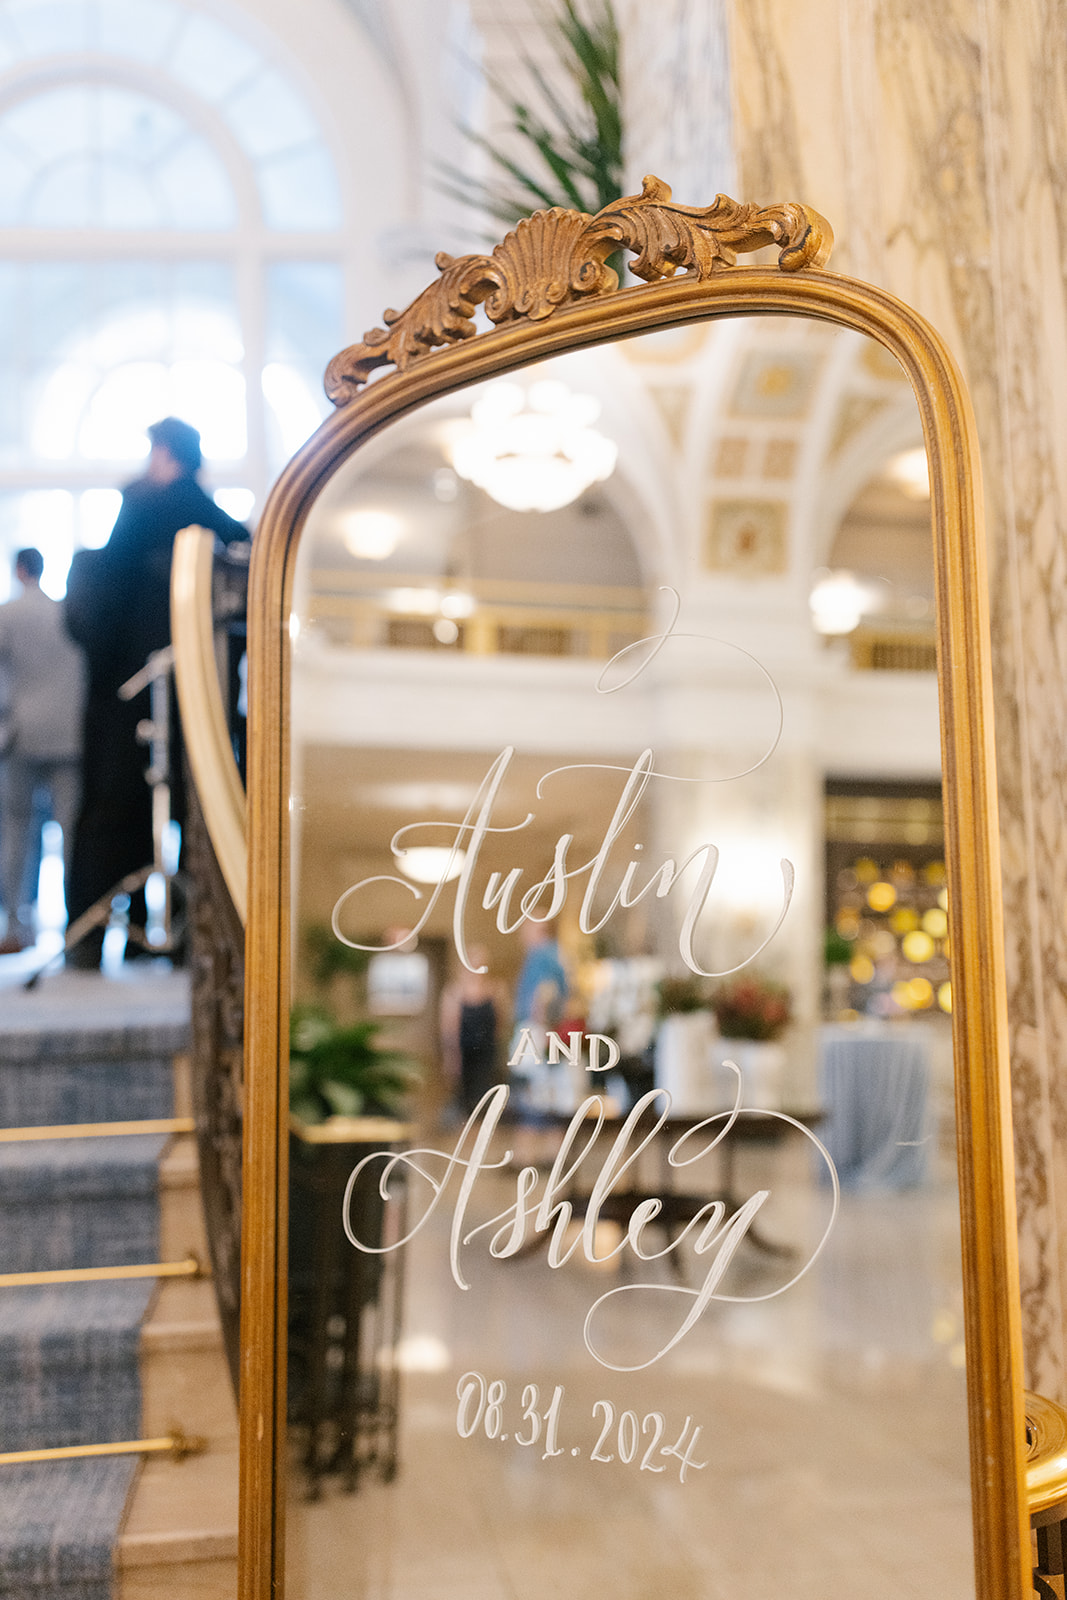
0;969;238;1600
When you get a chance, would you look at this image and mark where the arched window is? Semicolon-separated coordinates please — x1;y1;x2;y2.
0;0;345;598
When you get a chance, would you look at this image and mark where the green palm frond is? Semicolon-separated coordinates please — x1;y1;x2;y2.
439;0;623;231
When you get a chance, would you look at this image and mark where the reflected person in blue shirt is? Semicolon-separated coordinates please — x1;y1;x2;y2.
513;917;567;1036
508;919;569;1153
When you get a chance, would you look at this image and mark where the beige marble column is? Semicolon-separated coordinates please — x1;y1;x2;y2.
729;0;1067;1394
617;0;736;199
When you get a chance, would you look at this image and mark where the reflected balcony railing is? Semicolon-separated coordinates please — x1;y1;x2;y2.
849;624;938;673
303;571;649;660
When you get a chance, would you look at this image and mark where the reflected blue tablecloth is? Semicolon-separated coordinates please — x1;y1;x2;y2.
818;1025;931;1189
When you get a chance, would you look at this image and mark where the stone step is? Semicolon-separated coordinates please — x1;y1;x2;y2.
159;1131;210;1265
116;1443;239;1600
139;1277;237;1447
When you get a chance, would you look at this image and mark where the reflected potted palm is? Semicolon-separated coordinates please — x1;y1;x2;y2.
289;1003;420;1127
287;990;421;1495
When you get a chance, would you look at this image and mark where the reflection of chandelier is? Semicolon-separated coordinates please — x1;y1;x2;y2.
448;380;617;512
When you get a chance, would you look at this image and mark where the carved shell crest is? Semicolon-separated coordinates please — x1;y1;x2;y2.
324;176;832;406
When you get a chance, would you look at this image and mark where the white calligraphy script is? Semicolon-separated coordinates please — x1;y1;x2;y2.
331;591;794;977
343;1079;840;1373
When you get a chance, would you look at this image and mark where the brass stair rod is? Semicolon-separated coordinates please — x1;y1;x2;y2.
0;1256;202;1289
0;1429;206;1466
0;1117;195;1142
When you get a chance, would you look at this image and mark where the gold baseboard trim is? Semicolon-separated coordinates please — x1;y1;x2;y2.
0;1117;196;1143
0;1429;207;1466
0;1256;202;1289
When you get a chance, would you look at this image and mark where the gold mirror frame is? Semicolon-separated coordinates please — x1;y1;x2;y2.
241;179;1028;1599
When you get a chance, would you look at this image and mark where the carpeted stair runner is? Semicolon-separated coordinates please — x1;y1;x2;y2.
0;1137;167;1273
0;990;185;1600
0;1036;172;1130
0;1459;139;1600
0;1282;155;1449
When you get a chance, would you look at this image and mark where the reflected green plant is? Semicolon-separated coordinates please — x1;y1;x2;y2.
438;0;622;231
289;1002;420;1125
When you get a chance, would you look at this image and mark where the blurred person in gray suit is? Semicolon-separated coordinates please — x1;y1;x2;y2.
0;547;85;953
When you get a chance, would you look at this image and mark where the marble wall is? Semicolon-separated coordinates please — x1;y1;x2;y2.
617;0;735;198
728;0;1067;1394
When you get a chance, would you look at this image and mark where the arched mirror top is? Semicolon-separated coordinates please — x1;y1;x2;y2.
252;177;979;590
243;179;1027;1600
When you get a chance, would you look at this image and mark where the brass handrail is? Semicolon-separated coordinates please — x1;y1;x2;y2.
171;524;247;923
0;1255;203;1289
0;1429;206;1466
0;1117;195;1143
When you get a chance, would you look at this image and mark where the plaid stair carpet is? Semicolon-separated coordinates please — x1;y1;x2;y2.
0;1006;182;1600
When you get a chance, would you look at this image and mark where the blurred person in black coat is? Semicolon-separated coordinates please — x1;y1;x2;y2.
65;417;248;966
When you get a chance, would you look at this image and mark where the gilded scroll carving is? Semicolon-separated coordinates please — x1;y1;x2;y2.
324;177;833;405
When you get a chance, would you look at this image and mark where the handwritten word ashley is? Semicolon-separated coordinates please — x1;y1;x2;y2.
342;1084;839;1373
331;746;795;979
455;1371;706;1483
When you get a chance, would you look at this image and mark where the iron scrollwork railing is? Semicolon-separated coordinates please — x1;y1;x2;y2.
186;781;244;1394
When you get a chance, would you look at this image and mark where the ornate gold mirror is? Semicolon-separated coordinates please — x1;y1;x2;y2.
242;181;1027;1599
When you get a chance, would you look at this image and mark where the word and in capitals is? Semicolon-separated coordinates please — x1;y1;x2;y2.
508;1028;619;1072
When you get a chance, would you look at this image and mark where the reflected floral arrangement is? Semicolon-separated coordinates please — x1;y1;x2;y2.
709;973;792;1041
654;974;710;1016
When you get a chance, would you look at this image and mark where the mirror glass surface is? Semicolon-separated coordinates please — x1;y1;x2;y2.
283;317;970;1598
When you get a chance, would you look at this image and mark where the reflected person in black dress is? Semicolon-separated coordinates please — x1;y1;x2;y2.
439;947;510;1118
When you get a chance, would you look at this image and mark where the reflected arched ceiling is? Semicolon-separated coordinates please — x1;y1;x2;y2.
300;314;932;652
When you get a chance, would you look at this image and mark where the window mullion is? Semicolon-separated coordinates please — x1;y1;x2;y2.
236;237;268;511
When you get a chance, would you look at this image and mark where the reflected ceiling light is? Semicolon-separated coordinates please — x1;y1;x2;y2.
706;834;794;916
434;466;459;502
440;588;475;620
366;782;476;811
397;846;467;885
342;508;403;560
385;586;440;615
886;447;930;499
809;569;874;635
448;379;617;512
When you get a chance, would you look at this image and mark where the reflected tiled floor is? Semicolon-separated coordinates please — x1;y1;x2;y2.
286;1126;974;1599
